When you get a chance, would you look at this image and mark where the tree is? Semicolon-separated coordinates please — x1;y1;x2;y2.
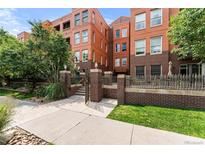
168;9;205;62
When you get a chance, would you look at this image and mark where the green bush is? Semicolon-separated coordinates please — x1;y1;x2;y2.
0;104;12;134
35;83;66;100
45;83;66;100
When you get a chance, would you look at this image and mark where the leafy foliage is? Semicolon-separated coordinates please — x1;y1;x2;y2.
0;104;12;134
168;9;205;61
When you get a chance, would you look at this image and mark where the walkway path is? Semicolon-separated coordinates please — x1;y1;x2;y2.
1;95;204;145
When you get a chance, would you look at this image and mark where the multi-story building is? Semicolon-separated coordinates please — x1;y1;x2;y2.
17;8;205;76
130;8;203;78
111;16;130;75
17;31;30;42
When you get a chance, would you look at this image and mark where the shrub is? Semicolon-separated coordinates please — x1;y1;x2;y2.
0;104;12;135
45;83;66;100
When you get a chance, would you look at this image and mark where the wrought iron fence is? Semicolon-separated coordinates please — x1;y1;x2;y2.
126;75;205;90
71;76;82;84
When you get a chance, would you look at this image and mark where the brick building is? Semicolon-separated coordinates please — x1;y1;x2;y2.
17;31;30;42
111;16;130;75
130;8;203;78
17;8;205;76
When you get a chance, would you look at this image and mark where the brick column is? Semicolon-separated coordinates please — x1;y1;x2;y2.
90;69;102;102
117;74;125;105
60;71;71;97
104;71;113;85
80;72;85;86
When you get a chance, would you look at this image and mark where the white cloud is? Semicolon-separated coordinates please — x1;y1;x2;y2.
0;9;30;36
104;17;114;25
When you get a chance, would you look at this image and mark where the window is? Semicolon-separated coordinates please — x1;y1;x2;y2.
54;25;60;31
63;21;70;29
180;64;188;75
105;43;107;52
122;28;127;37
92;50;95;62
115;43;120;52
74;13;80;26
65;37;70;44
115;30;120;38
122;58;127;66
100;23;103;33
101;56;103;65
136;66;145;77
122;43;127;52
151;65;161;76
74;32;80;44
151;9;162;27
93;31;95;43
82;10;88;23
92;12;95;24
74;51;80;63
150;36;162;54
115;59;120;67
82;30;88;43
135;13;146;30
135;39;146;55
82;50;88;62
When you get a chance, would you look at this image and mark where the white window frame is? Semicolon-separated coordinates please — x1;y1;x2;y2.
74;13;80;26
74;32;80;44
82;30;88;43
122;58;127;66
115;43;120;52
150;36;162;55
135;39;146;56
82;49;88;62
74;51;80;63
150;9;163;27
82;10;88;23
135;13;146;30
115;58;120;67
122;28;127;38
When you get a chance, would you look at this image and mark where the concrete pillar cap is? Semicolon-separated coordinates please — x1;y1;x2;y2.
60;70;71;74
117;74;126;78
104;71;113;75
90;69;102;73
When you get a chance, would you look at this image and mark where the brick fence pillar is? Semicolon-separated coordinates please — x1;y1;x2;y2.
90;69;102;102
104;71;113;85
60;71;71;97
80;72;85;86
117;74;125;105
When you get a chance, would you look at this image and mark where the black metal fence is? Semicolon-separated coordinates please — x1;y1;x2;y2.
126;75;205;90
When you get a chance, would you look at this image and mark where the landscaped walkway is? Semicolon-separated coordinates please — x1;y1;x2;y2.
1;95;204;145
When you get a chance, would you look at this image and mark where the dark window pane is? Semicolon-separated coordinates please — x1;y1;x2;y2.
116;30;120;38
122;43;127;51
54;25;60;31
151;65;161;76
136;66;145;77
63;21;70;29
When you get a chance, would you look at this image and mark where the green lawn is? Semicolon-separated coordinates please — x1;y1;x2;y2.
107;105;205;139
0;89;34;100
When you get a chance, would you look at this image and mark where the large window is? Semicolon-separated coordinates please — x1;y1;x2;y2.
74;13;80;26
151;9;162;27
150;36;162;54
115;59;120;67
82;10;88;23
135;13;146;30
122;43;127;52
82;50;88;62
135;39;146;55
136;66;145;77
151;65;161;76
180;64;188;75
74;32;80;44
122;28;127;37
115;30;120;38
63;21;70;29
74;51;80;63
82;30;88;43
115;43;120;52
122;58;127;66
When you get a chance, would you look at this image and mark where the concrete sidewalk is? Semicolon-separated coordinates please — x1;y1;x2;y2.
1;95;205;145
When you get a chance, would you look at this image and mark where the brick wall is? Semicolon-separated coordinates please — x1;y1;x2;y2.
103;86;117;99
125;91;205;110
69;84;82;96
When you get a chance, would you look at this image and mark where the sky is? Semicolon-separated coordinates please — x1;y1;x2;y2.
0;8;130;36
